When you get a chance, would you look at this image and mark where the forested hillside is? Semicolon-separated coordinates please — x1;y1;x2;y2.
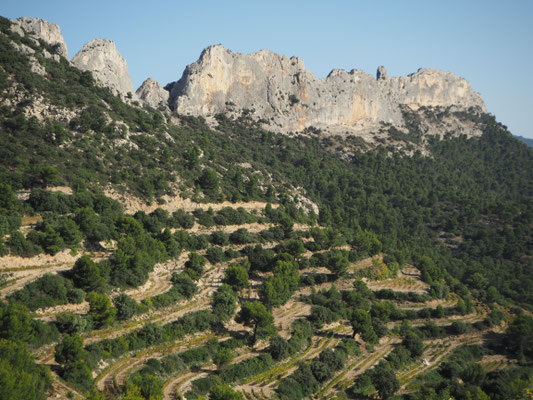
1;15;533;400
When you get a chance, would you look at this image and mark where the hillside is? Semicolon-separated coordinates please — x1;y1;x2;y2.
515;135;533;148
1;16;533;400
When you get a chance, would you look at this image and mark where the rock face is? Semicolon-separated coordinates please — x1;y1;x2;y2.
12;17;69;59
72;39;134;98
136;78;169;108
169;45;485;132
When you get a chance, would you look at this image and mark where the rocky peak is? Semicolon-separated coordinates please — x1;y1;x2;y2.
169;45;485;134
72;38;135;98
12;17;68;59
136;78;169;109
377;66;388;80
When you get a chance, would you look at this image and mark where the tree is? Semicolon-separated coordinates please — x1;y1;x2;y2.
505;314;533;359
55;334;86;365
0;303;34;343
212;284;238;321
56;218;82;249
55;312;89;334
259;259;299;309
0;338;52;400
350;309;377;344
285;239;305;259
325;250;350;278
371;363;399;399
236;302;276;345
198;168;219;194
403;333;424;359
87;291;116;328
213;348;234;370
62;360;93;392
222;265;249;291
128;373;163;400
209;384;242;400
267;336;290;360
119;383;145;400
114;293;138;321
71;255;105;292
185;252;206;280
171;273;198;299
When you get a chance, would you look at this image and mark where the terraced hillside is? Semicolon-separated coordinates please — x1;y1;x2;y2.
0;193;514;400
1;15;533;400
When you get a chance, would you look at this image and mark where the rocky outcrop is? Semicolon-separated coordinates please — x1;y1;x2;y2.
136;78;169;109
169;45;485;133
72;39;135;98
12;17;68;59
377;66;388;81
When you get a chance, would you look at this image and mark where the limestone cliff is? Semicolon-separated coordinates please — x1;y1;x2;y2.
11;17;69;59
136;78;169;109
72;39;135;98
169;45;485;133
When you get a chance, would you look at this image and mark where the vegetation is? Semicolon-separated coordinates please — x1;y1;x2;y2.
0;18;532;399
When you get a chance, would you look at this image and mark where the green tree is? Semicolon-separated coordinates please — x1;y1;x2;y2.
0;303;34;343
505;314;533;359
114;293;138;321
267;336;290;360
212;284;238;321
71;255;105;292
0;339;52;400
236;302;276;345
128;373;163;400
326;251;350;278
213;348;234;370
371;363;399;399
54;334;86;365
185;251;206;280
209;384;242;400
198;168;219;194
62;360;93;392
87;291;116;328
259;259;299;309
222;265;249;291
403;333;424;359
350;309;377;343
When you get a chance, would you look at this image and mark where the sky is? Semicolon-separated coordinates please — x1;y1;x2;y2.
3;0;533;138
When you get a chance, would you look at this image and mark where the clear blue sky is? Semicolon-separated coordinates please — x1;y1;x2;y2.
3;0;533;138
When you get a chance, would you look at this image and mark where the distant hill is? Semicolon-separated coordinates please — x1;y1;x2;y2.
515;135;533;148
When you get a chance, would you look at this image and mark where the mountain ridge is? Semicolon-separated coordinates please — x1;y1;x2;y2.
9;17;486;138
168;44;485;135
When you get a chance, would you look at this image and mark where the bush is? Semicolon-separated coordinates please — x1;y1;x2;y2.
220;353;273;383
267;335;290;360
170;209;195;229
0;338;52;400
8;273;74;310
210;230;229;246
171;273;198;299
206;246;227;264
222;265;249;291
113;293;139;320
185;252;206;280
229;228;253;244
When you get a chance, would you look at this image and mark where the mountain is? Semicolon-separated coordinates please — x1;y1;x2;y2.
1;16;533;400
515;135;533;148
168;44;485;136
72;38;136;99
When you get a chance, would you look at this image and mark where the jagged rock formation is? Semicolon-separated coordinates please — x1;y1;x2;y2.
72;39;135;98
169;45;485;133
136;78;169;109
11;17;68;59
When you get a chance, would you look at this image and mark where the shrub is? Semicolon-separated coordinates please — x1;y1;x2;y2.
206;246;227;264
